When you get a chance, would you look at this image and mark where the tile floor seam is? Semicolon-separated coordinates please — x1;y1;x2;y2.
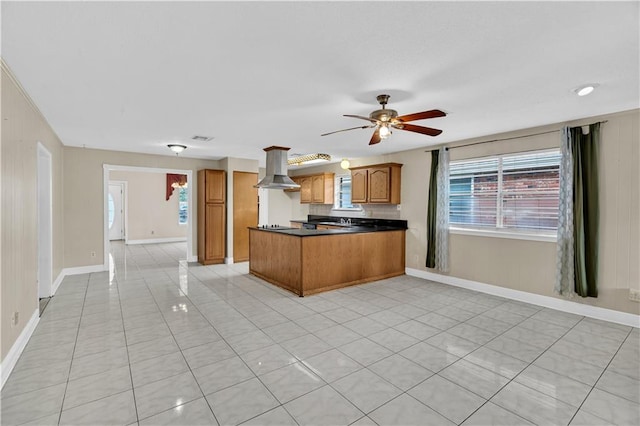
565;326;636;425
481;311;602;425
136;253;220;426
5;242;638;426
138;254;283;425
56;274;91;426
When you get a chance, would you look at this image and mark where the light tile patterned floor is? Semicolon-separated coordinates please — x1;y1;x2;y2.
1;242;639;426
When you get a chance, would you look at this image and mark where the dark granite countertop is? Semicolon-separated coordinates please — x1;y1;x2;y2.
250;225;405;237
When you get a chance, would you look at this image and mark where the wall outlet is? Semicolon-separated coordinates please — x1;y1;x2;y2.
151;230;155;235
396;204;402;211
629;289;640;303
90;251;96;258
11;311;19;327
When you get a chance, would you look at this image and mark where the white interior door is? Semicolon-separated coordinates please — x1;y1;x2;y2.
108;183;125;240
37;143;53;298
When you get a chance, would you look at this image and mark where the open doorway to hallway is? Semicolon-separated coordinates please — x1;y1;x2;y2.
103;165;194;273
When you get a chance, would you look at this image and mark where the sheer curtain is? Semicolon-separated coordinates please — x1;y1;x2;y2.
435;148;450;272
555;127;575;296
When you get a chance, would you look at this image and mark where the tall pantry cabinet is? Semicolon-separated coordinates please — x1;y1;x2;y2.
198;169;226;265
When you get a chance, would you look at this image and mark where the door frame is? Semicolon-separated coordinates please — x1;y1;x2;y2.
102;165;194;269
36;142;53;299
108;180;128;242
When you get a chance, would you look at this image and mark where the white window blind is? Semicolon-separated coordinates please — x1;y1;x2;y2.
334;175;355;209
449;150;561;231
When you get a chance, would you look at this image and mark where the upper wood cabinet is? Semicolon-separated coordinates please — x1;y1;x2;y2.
288;172;334;204
299;176;313;203
205;169;225;203
351;169;368;204
350;163;402;204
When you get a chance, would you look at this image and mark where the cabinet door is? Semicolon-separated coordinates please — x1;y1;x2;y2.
311;175;325;203
368;167;391;203
205;203;225;262
205;170;225;203
351;169;368;203
300;177;312;203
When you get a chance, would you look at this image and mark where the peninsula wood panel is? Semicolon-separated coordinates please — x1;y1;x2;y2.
249;229;405;296
249;230;301;294
301;230;405;294
233;171;258;262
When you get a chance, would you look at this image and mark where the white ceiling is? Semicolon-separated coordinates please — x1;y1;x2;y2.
2;2;638;166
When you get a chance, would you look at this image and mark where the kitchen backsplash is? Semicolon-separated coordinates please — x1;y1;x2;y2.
309;204;401;219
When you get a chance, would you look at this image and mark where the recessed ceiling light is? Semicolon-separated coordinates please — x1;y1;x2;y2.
574;83;599;97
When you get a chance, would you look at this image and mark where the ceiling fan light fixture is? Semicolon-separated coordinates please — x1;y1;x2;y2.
379;124;391;139
288;153;331;166
340;159;350;169
168;144;187;154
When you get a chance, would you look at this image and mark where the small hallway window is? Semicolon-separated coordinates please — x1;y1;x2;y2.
179;187;188;225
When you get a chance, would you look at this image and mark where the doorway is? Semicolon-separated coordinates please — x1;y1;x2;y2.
108;181;126;241
37;143;53;301
233;171;258;262
103;165;194;269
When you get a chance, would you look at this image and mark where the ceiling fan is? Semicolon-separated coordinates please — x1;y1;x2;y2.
321;94;446;145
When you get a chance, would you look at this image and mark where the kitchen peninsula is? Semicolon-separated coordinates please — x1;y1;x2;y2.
249;217;407;296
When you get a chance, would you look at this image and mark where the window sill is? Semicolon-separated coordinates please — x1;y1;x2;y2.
449;226;557;243
331;207;363;213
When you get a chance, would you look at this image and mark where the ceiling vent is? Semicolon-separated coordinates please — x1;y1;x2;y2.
191;135;214;142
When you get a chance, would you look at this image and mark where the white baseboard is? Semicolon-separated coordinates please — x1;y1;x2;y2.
406;268;640;328
187;255;198;262
1;309;39;389
225;257;234;264
126;237;187;245
63;264;108;276
51;270;65;295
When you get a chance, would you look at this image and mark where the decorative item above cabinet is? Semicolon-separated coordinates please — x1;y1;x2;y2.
285;172;334;204
349;163;402;204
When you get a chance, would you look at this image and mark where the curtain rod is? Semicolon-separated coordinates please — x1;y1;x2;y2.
424;120;608;152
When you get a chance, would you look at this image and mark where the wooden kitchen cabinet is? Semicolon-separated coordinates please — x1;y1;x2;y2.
311;173;334;204
351;169;368;204
198;169;226;265
350;163;402;204
205;169;225;203
290;172;334;204
299;176;313;203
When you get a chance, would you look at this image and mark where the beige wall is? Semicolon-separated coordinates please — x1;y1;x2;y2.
276;109;640;315
1;63;65;361
63;147;220;267
109;171;188;241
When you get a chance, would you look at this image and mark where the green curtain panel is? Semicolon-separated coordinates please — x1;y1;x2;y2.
426;150;439;268
570;123;600;297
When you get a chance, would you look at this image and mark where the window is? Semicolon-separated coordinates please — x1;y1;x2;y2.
178;187;188;225
449;150;560;233
334;175;360;210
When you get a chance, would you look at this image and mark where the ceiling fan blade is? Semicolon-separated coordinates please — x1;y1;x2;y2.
395;109;446;122
344;114;378;124
395;123;443;137
369;129;382;145
321;125;375;137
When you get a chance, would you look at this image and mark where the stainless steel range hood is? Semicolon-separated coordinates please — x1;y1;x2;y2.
255;146;301;190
